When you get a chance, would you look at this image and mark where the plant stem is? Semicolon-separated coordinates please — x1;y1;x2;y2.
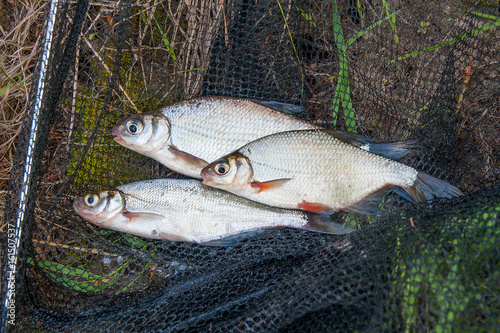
332;0;356;132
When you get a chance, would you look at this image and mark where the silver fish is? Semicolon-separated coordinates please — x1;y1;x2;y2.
112;96;417;178
201;130;463;215
73;179;353;246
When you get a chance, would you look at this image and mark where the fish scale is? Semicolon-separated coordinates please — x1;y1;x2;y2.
73;179;353;246
165;97;317;163
246;132;416;205
201;130;462;214
113;96;419;179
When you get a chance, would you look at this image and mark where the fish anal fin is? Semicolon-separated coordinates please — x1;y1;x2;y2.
302;212;355;235
250;178;290;193
393;187;414;202
297;201;333;213
201;230;265;247
343;187;394;215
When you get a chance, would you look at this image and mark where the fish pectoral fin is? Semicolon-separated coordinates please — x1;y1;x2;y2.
343;186;395;215
123;212;163;223
297;201;332;213
201;230;265;247
168;146;208;168
250;178;291;193
158;232;193;243
303;212;355;235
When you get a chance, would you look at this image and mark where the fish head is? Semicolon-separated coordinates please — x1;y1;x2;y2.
112;113;171;154
201;153;253;191
73;190;125;225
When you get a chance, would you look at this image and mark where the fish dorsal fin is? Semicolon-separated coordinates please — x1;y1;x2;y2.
253;100;306;115
343;187;395;215
302;212;355;235
323;130;419;160
367;139;419;160
323;129;374;147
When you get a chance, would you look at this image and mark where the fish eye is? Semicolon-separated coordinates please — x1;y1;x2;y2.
84;194;100;207
126;119;144;135
214;162;230;176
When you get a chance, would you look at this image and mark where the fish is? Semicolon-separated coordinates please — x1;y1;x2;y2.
201;129;463;215
73;179;354;246
112;96;418;178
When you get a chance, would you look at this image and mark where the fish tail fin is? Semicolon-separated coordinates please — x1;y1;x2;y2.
369;139;419;160
400;172;463;202
302;212;355;235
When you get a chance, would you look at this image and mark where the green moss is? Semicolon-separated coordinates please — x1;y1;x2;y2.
66;48;176;190
28;232;158;295
390;198;500;331
66;88;146;189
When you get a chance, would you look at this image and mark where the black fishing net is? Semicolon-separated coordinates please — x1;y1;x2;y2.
1;0;498;331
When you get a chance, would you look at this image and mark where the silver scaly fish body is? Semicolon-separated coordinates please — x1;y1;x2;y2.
73;179;352;246
201;130;462;215
112;97;316;178
112;96;418;179
164;97;317;164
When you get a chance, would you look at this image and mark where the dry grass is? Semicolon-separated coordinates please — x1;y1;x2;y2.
0;0;227;229
0;0;45;225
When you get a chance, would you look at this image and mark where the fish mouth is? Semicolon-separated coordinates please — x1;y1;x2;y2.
111;126;124;143
200;167;214;185
73;199;82;213
73;199;87;218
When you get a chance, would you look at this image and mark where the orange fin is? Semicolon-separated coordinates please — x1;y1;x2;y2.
297;201;332;213
123;212;142;221
250;178;290;193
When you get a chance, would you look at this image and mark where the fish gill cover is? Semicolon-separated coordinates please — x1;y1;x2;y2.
1;0;499;331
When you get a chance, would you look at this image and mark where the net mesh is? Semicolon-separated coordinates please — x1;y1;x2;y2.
1;0;499;331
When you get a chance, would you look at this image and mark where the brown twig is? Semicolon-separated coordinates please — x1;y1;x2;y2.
455;58;474;115
33;239;119;257
83;36;139;112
